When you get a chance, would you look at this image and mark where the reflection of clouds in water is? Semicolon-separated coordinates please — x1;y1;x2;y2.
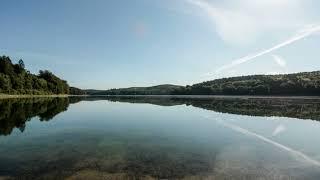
267;117;289;137
267;116;288;123
202;115;320;167
272;124;287;137
268;116;278;121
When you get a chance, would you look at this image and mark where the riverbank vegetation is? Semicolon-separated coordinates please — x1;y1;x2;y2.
0;56;85;95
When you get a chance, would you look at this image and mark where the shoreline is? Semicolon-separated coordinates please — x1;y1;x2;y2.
81;95;320;100
0;94;74;99
0;94;320;100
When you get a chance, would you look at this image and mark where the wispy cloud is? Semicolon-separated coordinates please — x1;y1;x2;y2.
184;0;318;78
213;24;320;74
185;0;258;45
185;0;308;45
272;55;287;68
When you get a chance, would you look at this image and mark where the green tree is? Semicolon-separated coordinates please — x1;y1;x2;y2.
0;56;15;75
18;59;25;69
0;73;12;93
0;55;74;95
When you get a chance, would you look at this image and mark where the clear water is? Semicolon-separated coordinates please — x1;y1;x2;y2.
0;96;320;179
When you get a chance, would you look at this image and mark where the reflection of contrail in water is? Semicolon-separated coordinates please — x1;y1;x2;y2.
202;116;320;167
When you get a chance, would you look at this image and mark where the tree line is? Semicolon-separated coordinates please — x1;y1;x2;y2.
0;55;85;95
171;72;320;95
96;85;183;95
88;71;320;96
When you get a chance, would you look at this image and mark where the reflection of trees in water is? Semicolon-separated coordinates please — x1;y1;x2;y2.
103;96;320;121
189;98;320;121
2;96;320;136
0;98;72;135
2;96;319;179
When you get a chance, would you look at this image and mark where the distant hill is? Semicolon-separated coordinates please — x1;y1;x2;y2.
83;89;102;95
69;87;86;95
87;84;184;95
172;71;320;96
88;71;320;96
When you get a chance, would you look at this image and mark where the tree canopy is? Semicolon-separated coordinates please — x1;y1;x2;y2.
171;72;320;95
0;55;81;95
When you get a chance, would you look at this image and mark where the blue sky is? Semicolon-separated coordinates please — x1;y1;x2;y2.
1;0;320;89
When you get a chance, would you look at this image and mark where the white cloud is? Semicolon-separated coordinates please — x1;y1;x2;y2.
265;72;284;75
211;24;320;74
185;0;310;45
186;0;257;45
272;55;287;68
180;0;319;78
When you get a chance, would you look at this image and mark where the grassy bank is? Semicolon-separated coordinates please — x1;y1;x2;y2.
0;94;72;99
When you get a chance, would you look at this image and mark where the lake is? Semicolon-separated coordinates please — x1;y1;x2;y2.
0;96;320;179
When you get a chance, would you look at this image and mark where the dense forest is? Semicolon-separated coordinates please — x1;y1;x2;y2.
172;71;320;95
0;55;85;95
88;71;320;96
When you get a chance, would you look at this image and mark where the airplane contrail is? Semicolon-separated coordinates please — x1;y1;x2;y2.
214;25;320;73
185;0;320;75
202;115;320;167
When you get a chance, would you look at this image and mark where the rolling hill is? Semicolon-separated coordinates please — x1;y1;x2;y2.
86;71;320;96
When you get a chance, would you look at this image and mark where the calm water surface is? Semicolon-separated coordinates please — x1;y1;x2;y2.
0;96;320;179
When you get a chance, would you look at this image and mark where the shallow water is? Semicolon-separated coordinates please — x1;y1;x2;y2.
0;96;320;179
